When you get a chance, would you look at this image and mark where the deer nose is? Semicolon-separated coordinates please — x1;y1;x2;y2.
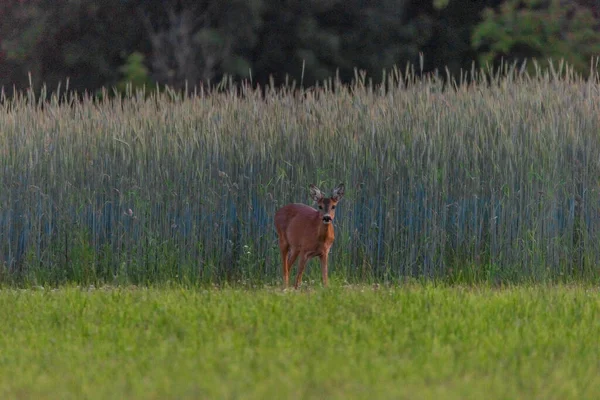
322;215;332;223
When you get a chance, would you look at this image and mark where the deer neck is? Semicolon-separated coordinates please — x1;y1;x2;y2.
317;219;335;242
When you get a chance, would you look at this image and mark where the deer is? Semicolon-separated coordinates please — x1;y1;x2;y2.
274;183;345;289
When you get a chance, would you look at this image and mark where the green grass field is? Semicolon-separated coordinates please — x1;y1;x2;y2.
2;63;600;398
0;285;598;399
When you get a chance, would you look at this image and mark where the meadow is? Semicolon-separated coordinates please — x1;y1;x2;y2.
0;285;598;399
2;62;600;286
2;64;600;399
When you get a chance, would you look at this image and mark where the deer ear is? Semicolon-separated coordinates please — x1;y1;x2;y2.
309;184;323;202
332;183;345;201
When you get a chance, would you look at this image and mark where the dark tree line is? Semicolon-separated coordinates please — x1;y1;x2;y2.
1;0;599;93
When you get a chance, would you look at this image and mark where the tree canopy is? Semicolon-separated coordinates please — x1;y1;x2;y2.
0;0;598;93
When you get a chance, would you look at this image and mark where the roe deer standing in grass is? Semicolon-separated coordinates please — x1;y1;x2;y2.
274;184;345;289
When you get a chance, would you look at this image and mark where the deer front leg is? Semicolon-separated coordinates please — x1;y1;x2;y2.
319;253;329;287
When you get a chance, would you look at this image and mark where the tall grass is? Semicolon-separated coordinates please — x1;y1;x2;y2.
2;61;600;285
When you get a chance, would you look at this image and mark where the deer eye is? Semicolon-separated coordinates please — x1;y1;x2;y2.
332;205;336;209
318;205;323;210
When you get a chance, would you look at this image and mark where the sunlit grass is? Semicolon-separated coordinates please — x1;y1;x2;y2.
0;285;598;399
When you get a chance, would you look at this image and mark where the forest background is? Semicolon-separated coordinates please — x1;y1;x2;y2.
2;0;600;92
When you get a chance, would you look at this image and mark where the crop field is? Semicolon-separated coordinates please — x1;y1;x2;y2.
2;63;600;286
2;65;600;398
0;285;598;399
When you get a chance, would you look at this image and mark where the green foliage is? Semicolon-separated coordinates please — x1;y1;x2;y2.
253;0;433;85
117;52;152;94
0;286;599;398
418;0;504;77
433;0;450;9
472;0;600;75
2;0;599;92
0;0;147;92
142;0;263;87
1;0;479;91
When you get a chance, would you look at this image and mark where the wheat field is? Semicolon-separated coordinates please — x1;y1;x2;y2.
2;62;600;285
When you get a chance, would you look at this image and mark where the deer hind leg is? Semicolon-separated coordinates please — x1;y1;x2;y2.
279;241;290;288
294;254;310;289
287;248;300;281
